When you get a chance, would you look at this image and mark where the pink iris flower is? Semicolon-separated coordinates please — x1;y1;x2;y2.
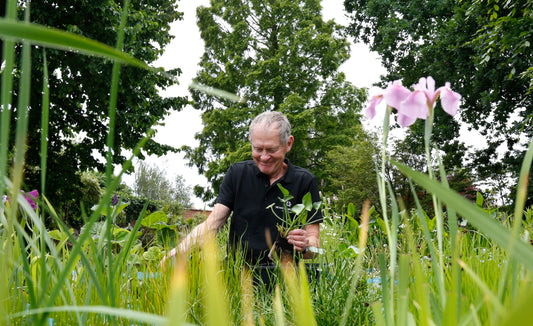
365;76;461;127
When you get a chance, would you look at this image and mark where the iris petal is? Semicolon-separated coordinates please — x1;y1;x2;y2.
397;113;417;127
365;95;383;119
438;84;461;116
400;90;428;120
383;81;411;110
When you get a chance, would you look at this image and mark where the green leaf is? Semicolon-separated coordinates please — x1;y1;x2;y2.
475;192;484;207
111;227;130;246
291;203;305;215
0;18;148;69
394;161;533;272
141;211;168;228
277;183;290;199
143;246;163;261
302;192;313;211
347;202;356;218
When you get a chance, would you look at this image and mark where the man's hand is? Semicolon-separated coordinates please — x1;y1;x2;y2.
287;228;309;252
287;223;321;258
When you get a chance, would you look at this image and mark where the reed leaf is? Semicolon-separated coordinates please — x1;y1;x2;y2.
0;18;147;70
457;259;505;317
0;0;17;196
40;49;50;197
394;161;533;272
202;234;230;326
9;305;170;325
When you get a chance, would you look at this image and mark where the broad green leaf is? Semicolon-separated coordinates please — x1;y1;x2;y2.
302;192;313;211
141;211;168;228
292;203;305;215
114;202;129;216
111;227;130;246
143;246;164;261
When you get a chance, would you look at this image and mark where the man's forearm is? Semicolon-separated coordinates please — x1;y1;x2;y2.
162;204;231;265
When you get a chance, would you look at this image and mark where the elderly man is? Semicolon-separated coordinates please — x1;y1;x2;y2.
162;111;322;266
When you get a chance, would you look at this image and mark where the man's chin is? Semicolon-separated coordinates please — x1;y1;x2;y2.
257;164;272;175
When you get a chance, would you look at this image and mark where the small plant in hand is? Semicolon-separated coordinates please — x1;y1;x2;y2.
267;184;321;256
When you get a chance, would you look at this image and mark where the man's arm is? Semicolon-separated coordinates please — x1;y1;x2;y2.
287;223;320;259
161;203;231;266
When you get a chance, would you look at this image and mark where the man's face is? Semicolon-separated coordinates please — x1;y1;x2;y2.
250;125;293;178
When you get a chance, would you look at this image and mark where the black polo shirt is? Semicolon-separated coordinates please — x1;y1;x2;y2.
216;159;323;265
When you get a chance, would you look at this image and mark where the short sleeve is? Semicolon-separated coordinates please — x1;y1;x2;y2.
216;164;236;210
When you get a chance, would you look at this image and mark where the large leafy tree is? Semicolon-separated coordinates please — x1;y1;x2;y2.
184;0;367;201
344;0;532;203
2;0;188;225
134;162;192;208
322;130;379;215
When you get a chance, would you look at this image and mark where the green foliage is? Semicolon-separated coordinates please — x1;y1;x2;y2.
183;0;367;201
268;183;321;237
322;131;379;214
344;0;533;203
2;0;189;225
133;162;193;208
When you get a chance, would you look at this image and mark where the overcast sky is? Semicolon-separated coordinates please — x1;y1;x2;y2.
123;1;476;208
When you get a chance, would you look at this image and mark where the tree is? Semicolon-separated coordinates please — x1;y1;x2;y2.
2;0;189;225
344;0;532;204
322;130;379;215
183;0;367;201
133;162;192;208
172;174;193;209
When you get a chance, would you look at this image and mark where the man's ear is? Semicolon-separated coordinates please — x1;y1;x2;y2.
286;135;294;152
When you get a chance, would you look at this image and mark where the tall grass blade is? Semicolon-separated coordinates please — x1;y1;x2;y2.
273;285;287;326
397;255;410;326
500;283;533;326
394;161;533;272
202;234;230;326
10;5;32;224
0;0;17;196
40;49;50;198
457;259;505;318
443;234;462;326
408;179;446;306
0;18;147;70
165;255;188;326
371;301;386;326
404;210;432;326
377;253;392;326
240;269;255;326
9;305;168;325
340;199;370;326
297;262;316;326
104;0;130;313
436;151;458;253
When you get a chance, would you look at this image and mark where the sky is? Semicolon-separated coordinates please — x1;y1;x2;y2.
122;0;480;208
121;0;387;208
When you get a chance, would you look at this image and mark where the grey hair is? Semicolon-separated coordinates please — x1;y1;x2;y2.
249;111;292;144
